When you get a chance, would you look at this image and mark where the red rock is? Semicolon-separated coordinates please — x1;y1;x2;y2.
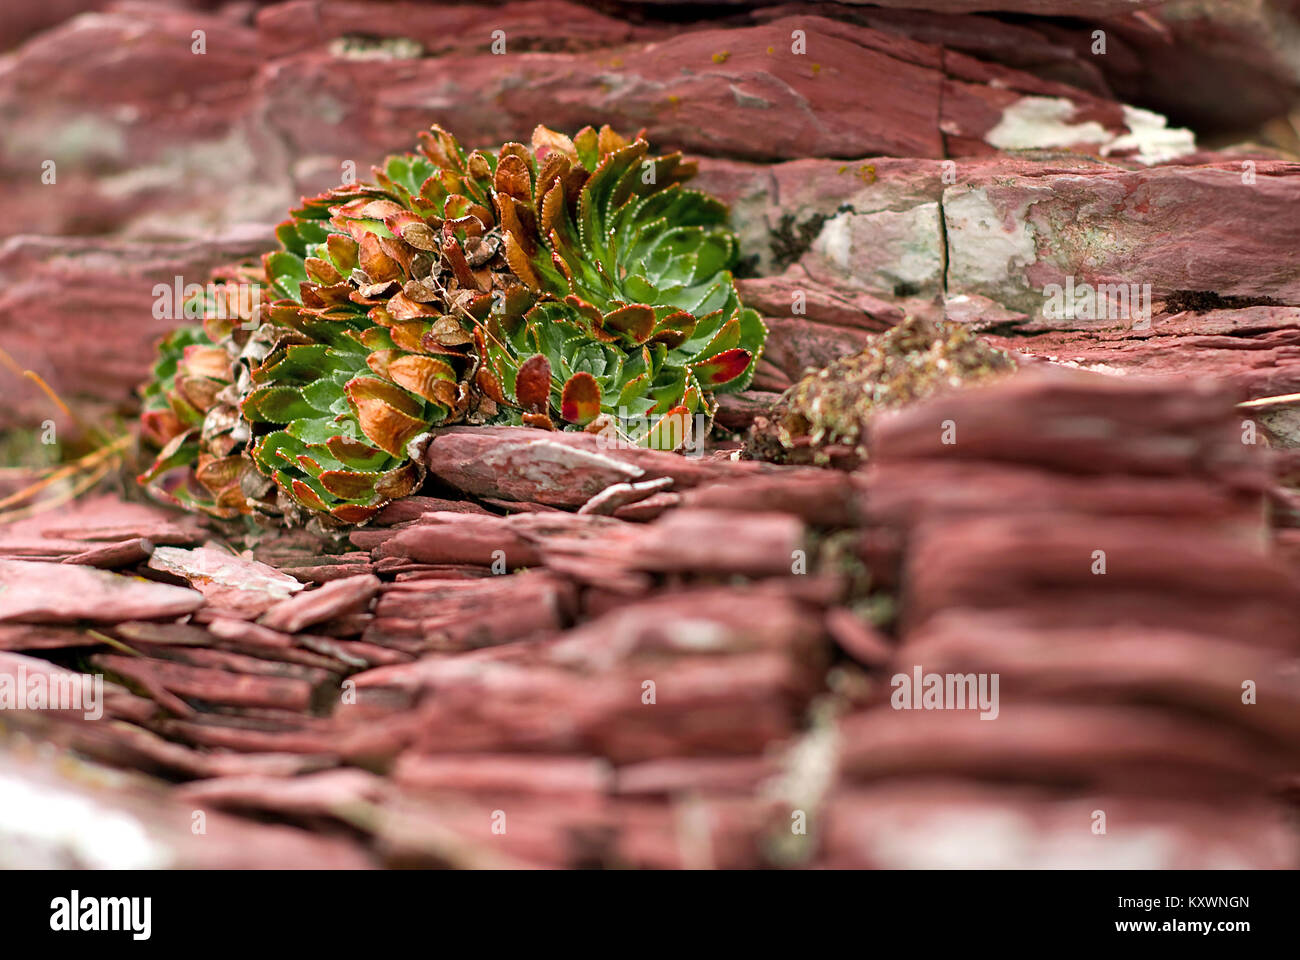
369;790;757;869
903;512;1298;645
425;426;780;507
259;574;381;633
175;769;386;818
256;0;656;57
61;538;151;569
373;496;492;524
0;234;271;430
388;565;493;581
899;612;1300;744
478;497;568;514
369;570;575;652
391;754;613;798
606;795;765;869
260;17;946;164
610;491;681;522
402;656;805;763
92;653;317;713
0;623;100;651
545;586;824;664
158;717;344;756
736;273;900;334
426;430;645;507
6;708;334;780
312;612;373;637
837;704;1289;789
360;586;827;763
577;477;676;516
0;650;115;717
275;557;377;584
943;158;1300;318
204;617;352;673
619;509;806;578
824;608;895;666
37;515;203;545
147;545;304;619
816;782;1296;869
1062;1;1300;135
714;390;781;434
614;756;777;796
862;459;1263;530
0;0;112;53
755;316;873;386
0;559;203;623
869;371;1258;479
986;307;1300;405
781;2;1158;12
0;749;372;869
124;643;336;689
0;6;275;240
0;495;203;555
374;514;543;568
296;633;413;669
679;471;861;527
0;537;90;562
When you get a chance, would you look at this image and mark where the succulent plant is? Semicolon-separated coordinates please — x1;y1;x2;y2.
137;124;766;525
476;125;766;444
136;270;260;520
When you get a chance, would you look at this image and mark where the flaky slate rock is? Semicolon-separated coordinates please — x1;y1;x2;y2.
0;748;372;869
816;782;1297;869
148;546;304;620
259;574;382;634
869;370;1258;478
0;560;203;623
425;427;787;507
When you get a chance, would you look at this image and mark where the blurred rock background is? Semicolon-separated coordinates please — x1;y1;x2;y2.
3;0;1300;429
1;0;1299;869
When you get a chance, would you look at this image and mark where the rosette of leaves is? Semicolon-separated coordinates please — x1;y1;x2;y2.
477;125;767;446
242;132;511;524
138;122;766;524
138;134;505;525
136;274;259;519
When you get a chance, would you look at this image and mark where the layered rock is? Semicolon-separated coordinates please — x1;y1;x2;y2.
4;371;1298;867
801;372;1300;867
3;0;1298;433
3;0;1300;870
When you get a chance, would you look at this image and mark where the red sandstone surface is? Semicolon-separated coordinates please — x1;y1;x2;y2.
1;0;1299;869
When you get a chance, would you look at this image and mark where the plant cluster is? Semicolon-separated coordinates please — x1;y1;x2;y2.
138;124;766;525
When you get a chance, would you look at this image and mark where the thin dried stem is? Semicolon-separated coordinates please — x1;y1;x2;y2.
0;434;130;513
0;345;104;442
1238;393;1300;409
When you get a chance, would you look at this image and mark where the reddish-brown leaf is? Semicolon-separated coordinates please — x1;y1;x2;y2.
692;348;752;386
515;354;552;413
560;372;602;425
345;377;426;456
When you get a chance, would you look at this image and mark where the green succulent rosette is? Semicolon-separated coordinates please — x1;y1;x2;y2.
482;124;766;444
136;123;767;525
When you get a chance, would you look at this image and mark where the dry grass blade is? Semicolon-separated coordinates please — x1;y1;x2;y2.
0;346;131;525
